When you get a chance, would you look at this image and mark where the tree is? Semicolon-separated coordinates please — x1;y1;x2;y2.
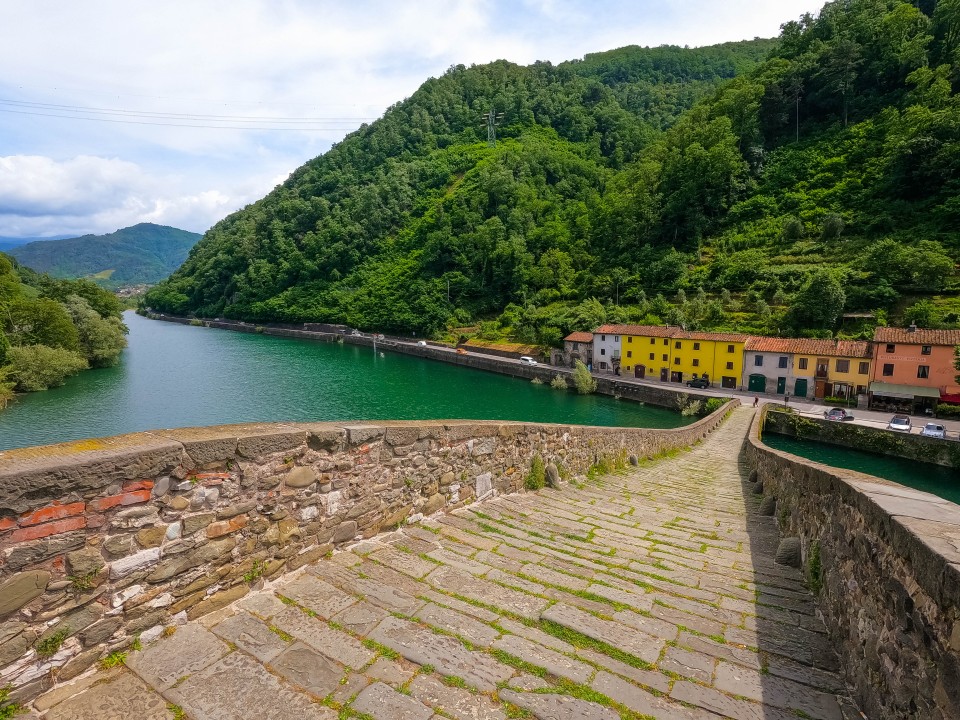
6;345;88;392
5;298;79;351
786;271;846;330
572;360;597;394
903;299;939;328
64;295;128;367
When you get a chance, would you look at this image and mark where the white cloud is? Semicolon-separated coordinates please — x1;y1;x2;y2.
0;0;826;239
0;155;281;236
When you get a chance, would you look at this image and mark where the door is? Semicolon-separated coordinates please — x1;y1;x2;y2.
660;368;668;382
671;371;683;383
748;374;766;393
636;365;645;379
794;378;808;398
776;377;786;394
814;379;826;399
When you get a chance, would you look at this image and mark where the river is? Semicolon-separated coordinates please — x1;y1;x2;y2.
762;432;960;505
0;312;692;450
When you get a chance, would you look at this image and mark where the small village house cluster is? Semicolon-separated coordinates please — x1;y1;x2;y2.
559;324;960;414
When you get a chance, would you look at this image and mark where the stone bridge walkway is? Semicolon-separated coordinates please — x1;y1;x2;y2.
31;407;857;720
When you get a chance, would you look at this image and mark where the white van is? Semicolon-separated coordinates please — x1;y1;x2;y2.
519;356;538;366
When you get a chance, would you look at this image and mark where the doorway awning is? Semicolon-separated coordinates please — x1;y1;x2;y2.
868;382;940;399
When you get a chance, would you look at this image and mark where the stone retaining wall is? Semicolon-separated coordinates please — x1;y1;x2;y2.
0;404;733;702
745;407;960;720
764;408;960;468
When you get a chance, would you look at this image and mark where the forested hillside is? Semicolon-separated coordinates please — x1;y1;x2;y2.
0;254;127;402
11;223;201;288
146;0;960;345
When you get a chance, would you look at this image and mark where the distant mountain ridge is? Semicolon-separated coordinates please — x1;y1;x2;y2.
9;223;201;287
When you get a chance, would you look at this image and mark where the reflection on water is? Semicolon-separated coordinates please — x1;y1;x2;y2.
0;312;691;450
763;432;960;505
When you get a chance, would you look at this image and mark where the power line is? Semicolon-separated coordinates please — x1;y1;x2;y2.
0;107;364;131
0;98;375;123
481;107;504;147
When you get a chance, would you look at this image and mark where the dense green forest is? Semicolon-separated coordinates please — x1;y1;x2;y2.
0;254;127;402
11;223;201;289
146;0;960;346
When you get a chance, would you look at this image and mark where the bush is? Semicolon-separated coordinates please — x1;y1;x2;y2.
0;685;21;720
703;397;726;415
550;374;568;390
936;403;960;418
681;400;703;416
572;360;596;394
525;454;546;490
7;345;88;392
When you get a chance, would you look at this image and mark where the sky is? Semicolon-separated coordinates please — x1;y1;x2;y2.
0;0;825;239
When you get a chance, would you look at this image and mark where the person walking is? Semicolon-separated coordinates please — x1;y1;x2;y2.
753;396;759;408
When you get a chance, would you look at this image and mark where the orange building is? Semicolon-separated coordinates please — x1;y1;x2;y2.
870;326;960;413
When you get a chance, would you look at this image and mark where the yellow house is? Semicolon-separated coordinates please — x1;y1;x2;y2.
670;331;747;389
592;325;745;389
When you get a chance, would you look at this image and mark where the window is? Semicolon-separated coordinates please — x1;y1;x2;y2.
600;349;606;356
883;363;894;377
886;344;895;353
601;335;606;341
650;338;655;344
662;354;668;361
675;341;682;349
674;357;680;365
918;365;930;379
614;335;620;342
627;351;632;358
798;358;808;370
727;345;734;353
649;353;655;361
836;359;850;373
692;359;700;367
627;337;632;344
726;362;734;370
778;356;788;369
754;356;763;367
922;345;931;355
693;342;700;351
858;362;869;375
663;339;668;346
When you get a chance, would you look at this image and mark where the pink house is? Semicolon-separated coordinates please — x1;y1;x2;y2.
870;326;960;412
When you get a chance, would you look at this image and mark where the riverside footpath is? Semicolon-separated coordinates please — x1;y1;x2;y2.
28;408;857;720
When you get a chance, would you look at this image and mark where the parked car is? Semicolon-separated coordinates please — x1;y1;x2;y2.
416;340;427;346
887;415;912;432
920;423;946;439
824;408;854;421
686;377;710;389
519;356;538;366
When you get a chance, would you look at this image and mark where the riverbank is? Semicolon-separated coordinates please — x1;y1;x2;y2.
143;313;724;412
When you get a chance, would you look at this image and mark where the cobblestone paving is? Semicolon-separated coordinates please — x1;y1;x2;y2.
33;407;858;720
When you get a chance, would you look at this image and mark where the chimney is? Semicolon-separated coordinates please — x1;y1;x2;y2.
907;323;917;333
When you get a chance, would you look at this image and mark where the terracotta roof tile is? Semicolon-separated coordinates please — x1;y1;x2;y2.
564;332;594;343
675;331;750;343
593;325;681;338
745;337;872;358
873;326;960;346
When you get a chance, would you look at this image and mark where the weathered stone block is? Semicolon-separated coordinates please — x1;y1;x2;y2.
236;430;305;458
217;501;257;520
332;521;358;543
186;585;249;621
182;513;215;535
285;466;317;489
66;547;105;577
207;515;248;539
0;571;51;616
775;537;802;568
545;463;561;489
110;548;162;579
4;531;86;570
423;493;445;516
136;526;168;548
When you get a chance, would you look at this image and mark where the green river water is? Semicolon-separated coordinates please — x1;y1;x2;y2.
0;312;691;451
763;432;960;505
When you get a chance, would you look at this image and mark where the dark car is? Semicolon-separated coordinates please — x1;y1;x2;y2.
824;408;854;421
686;377;710;389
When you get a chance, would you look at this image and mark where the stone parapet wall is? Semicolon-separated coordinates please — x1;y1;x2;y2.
745;407;960;720
0;404;733;702
764;407;960;468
